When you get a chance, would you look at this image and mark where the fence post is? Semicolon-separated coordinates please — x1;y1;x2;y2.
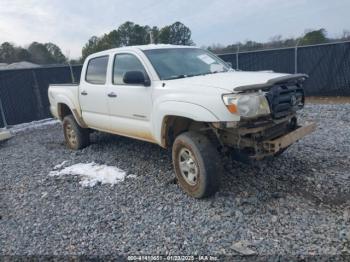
0;95;8;128
236;43;240;70
31;70;45;119
294;46;298;74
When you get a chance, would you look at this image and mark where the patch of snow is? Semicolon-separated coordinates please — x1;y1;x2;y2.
53;160;69;170
127;174;137;179
10;118;59;134
0;129;12;141
49;162;132;187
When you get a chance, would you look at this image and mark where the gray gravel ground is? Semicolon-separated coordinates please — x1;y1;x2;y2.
1;104;350;259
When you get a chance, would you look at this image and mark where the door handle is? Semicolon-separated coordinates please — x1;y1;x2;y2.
81;90;88;96
108;92;117;98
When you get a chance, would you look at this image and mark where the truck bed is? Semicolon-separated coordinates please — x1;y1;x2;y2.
48;84;80;120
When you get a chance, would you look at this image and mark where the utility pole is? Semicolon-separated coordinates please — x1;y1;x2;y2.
149;31;154;44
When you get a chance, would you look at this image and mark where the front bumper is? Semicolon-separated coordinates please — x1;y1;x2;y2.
216;116;316;161
262;122;316;154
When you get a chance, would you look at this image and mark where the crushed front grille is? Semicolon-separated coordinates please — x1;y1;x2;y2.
265;84;304;119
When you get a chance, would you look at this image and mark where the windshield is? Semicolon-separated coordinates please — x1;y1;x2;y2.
143;48;231;80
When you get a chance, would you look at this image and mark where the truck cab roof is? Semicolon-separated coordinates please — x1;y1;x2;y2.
87;44;198;58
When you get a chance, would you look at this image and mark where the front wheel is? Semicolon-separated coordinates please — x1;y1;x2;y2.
172;131;222;198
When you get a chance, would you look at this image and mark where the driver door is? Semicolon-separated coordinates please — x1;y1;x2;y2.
106;52;154;142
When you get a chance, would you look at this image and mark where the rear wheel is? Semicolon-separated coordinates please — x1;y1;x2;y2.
172;131;222;198
63;115;90;150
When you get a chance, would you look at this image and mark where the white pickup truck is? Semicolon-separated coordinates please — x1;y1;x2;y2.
48;44;315;198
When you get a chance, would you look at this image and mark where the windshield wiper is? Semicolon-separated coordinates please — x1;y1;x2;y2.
165;74;201;80
203;70;229;75
164;71;229;80
164;75;186;80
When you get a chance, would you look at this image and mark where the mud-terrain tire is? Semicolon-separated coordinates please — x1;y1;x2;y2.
172;131;222;198
63;115;90;150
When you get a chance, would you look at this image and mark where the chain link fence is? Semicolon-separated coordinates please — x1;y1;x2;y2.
0;41;350;128
218;41;350;96
0;65;82;128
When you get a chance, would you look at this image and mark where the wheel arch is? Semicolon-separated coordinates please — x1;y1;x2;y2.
57;103;88;128
154;101;219;148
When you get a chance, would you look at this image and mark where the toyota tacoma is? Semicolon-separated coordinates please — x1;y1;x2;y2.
48;44;315;198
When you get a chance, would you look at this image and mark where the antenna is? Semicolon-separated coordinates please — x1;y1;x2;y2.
66;50;76;84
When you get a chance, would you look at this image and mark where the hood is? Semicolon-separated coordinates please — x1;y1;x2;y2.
164;71;308;92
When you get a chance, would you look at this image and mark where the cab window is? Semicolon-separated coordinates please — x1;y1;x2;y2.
85;56;109;84
113;53;147;85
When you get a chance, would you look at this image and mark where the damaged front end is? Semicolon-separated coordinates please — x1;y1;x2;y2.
214;74;316;160
215;116;316;160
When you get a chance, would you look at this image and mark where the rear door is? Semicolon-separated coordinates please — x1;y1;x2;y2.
79;55;110;130
106;52;154;142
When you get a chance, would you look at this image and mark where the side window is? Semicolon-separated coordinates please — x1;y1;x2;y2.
85;56;109;84
113;53;147;85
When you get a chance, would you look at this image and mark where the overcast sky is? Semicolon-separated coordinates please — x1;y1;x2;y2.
0;0;349;58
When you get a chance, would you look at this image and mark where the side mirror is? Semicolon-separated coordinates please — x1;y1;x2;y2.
123;71;150;86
